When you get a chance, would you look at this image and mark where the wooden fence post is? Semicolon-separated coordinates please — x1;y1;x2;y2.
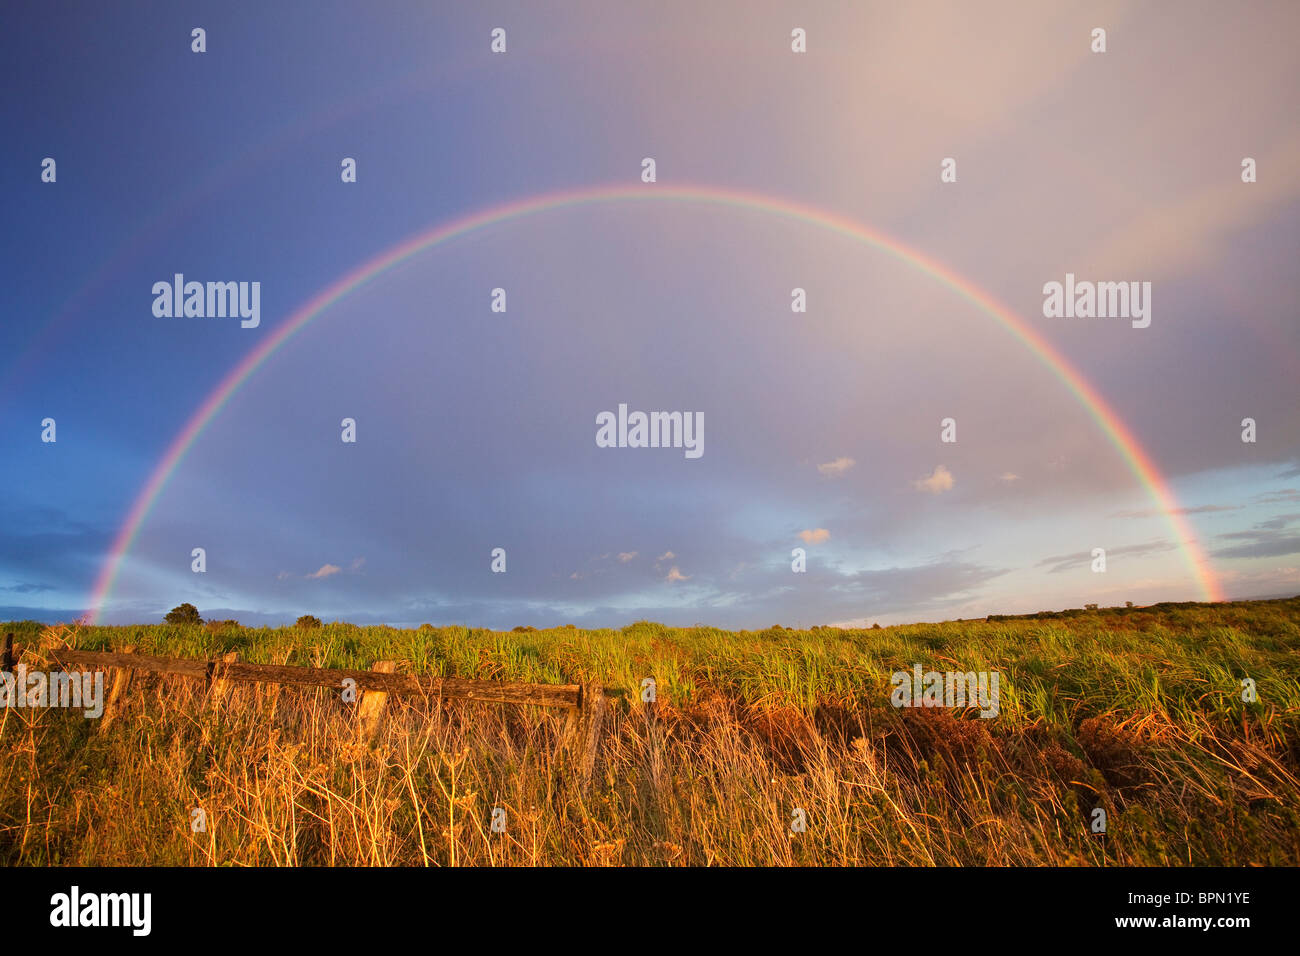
258;676;282;722
357;660;396;740
209;651;240;708
100;644;137;730
565;682;607;794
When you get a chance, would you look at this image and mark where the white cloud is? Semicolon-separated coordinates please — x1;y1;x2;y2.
913;465;954;494
657;551;675;561
307;563;342;579
665;566;691;582
799;528;831;544
817;456;856;478
999;472;1020;483
617;551;638;563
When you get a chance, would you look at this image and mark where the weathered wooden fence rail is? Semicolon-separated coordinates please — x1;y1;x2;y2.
45;647;583;708
5;636;607;790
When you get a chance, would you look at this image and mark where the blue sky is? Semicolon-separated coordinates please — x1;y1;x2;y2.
3;1;1298;628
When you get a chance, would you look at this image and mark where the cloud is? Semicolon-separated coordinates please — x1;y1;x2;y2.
1213;536;1300;560
798;528;831;545
282;560;362;581
138;551;1015;631
1253;513;1300;531
0;605;89;623
1256;489;1300;504
0;506;111;584
617;551;638;563
665;566;691;582
1217;515;1300;539
1111;504;1240;519
0;582;57;594
1211;515;1300;559
1080;129;1300;279
651;550;677;574
1037;540;1176;574
913;465;954;494
999;473;1020;483
824;558;1013;627
817;457;855;478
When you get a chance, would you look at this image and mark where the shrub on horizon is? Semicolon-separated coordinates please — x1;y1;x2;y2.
163;603;202;626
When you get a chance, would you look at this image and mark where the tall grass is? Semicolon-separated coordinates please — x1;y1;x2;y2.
2;598;1297;865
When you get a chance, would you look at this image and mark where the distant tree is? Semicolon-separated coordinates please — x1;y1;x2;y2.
204;619;239;632
1125;601;1134;608
164;603;202;626
511;625;536;633
871;622;882;629
296;615;322;629
1084;603;1099;611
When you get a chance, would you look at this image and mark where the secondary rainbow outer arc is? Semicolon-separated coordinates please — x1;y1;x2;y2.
86;183;1224;621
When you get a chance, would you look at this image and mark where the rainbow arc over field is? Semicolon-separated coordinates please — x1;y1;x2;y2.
86;183;1224;621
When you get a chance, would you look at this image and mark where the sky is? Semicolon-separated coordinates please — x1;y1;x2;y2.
2;0;1298;629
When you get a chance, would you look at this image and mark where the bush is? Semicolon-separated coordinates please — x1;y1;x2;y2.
163;603;202;626
296;615;322;629
204;619;239;633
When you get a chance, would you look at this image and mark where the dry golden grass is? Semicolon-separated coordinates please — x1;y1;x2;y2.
3;601;1298;866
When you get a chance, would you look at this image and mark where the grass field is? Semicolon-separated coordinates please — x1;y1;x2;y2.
3;597;1298;866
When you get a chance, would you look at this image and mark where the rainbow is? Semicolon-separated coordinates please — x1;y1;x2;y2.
86;183;1224;620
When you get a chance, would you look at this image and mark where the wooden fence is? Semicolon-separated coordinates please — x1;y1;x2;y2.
3;633;608;790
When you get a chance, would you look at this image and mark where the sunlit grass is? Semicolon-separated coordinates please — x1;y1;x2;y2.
1;597;1296;865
